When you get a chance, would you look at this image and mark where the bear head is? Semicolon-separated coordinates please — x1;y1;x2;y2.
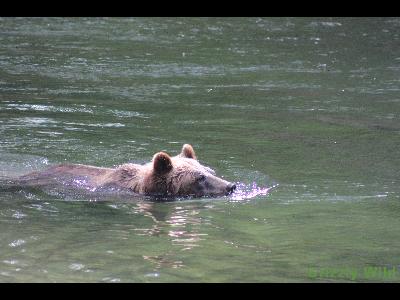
144;144;236;198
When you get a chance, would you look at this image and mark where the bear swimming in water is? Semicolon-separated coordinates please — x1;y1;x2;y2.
17;144;236;198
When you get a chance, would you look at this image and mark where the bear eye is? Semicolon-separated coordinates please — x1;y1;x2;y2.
197;175;206;182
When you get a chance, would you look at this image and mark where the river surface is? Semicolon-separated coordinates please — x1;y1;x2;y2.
1;17;400;282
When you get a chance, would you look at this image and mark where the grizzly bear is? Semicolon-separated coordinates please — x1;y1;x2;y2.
17;144;236;198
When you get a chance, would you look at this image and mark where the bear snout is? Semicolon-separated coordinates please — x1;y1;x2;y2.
226;183;236;194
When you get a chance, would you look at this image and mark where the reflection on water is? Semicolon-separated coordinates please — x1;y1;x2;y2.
133;202;208;252
103;200;213;274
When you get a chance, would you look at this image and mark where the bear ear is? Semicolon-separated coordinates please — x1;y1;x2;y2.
152;152;173;174
181;144;197;160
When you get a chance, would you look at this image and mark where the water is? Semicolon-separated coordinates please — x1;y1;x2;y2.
0;17;400;282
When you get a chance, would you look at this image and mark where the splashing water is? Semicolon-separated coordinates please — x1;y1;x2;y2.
230;182;277;201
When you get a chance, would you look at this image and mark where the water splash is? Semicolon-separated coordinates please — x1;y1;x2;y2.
230;182;277;201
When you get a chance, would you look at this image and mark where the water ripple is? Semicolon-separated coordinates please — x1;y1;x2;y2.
230;182;276;201
8;239;26;247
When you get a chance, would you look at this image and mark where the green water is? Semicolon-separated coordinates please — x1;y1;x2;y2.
1;17;400;282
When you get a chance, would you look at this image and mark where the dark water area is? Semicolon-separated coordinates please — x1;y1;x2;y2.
1;17;400;282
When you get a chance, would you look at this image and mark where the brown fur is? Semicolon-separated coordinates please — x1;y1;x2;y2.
179;144;196;160
18;144;235;198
